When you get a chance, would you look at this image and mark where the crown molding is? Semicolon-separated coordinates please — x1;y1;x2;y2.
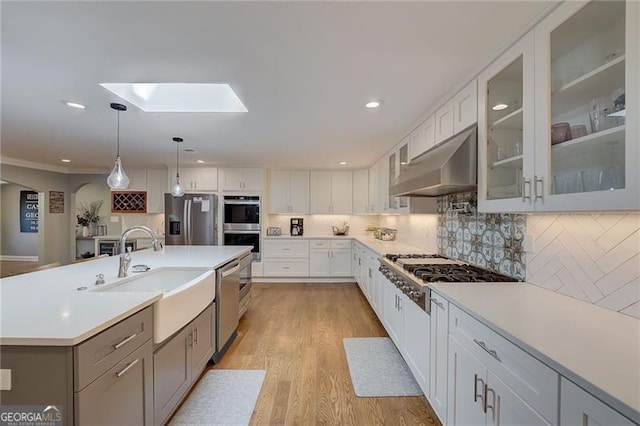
0;156;69;174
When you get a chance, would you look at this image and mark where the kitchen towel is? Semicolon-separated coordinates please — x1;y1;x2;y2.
343;337;423;397
169;369;266;425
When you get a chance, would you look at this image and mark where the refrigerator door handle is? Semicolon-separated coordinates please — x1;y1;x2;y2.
187;200;193;245
183;199;189;245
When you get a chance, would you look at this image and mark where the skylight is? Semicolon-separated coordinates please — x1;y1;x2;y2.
99;83;248;112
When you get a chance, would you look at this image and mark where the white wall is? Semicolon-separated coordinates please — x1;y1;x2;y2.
377;214;438;253
75;183;118;235
0;183;39;257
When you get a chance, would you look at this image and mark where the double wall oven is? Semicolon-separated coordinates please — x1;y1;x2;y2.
223;195;261;261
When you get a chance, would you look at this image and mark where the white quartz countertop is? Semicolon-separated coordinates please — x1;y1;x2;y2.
0;245;251;346
431;282;640;423
263;234;426;256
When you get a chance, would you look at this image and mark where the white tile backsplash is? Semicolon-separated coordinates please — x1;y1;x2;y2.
120;214;165;238
377;214;438;252
265;214;376;237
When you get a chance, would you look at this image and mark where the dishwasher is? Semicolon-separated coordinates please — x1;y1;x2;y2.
213;253;250;362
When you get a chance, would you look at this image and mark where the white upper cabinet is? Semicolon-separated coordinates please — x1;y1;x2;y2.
479;0;638;212
219;168;263;191
309;170;353;214
410;114;436;161
368;162;379;213
169;167;218;192
478;32;536;212
453;79;478;134
352;169;370;214
268;169;309;214
146;169;167;213
123;169;147;191
435;100;455;144
533;0;638;211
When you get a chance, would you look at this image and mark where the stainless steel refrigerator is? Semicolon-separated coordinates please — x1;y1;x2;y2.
165;193;218;245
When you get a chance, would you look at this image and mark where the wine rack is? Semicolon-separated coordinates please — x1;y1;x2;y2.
111;191;147;213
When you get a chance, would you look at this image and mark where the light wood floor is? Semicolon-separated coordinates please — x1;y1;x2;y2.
0;260;38;278
211;283;441;426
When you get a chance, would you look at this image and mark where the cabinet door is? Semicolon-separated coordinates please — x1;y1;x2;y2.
435;100;455;144
242;168;264;190
309;249;331;276
429;292;449;424
309;171;332;214
387;152;397;212
76;341;153;426
331;171;353;214
289;170;310;213
420;114;437;158
368;162;379;212
478;32;535;213
190;304;214;381
403;296;430;396
373;269;385;321
396;141;410;212
126;170;148;192
146;169;167;213
560;377;634;426
330;248;352;277
533;0;638;211
409;125;424;160
487;371;552;426
191;168;217;191
153;327;192;426
377;157;390;212
219;168;243;190
352;169;370;214
382;279;403;349
453;79;478;134
268;170;290;213
447;337;486;426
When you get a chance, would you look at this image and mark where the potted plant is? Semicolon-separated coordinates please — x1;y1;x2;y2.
77;200;103;237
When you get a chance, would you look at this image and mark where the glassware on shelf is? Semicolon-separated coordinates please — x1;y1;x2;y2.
581;169;602;192
553;172;581;194
600;166;623;191
551;122;572;145
570;125;587;139
610;88;625;126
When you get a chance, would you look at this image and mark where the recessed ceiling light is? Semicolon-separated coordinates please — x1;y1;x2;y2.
196;160;205;164
99;83;248;113
61;159;71;163
62;100;85;109
339;161;348;165
492;103;509;111
366;100;382;109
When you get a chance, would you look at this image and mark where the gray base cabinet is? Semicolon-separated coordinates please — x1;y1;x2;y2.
75;340;153;425
153;303;215;426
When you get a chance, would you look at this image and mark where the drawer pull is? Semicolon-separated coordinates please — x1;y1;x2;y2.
283;248;291;251
193;327;199;345
116;358;139;378
282;266;290;269
430;297;444;309
473;339;501;362
114;333;138;350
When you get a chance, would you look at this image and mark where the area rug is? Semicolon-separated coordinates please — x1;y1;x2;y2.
169;369;266;426
343;337;422;397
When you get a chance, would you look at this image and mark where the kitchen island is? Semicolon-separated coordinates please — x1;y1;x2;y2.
0;245;252;425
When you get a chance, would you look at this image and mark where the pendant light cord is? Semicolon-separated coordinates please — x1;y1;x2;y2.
176;140;180;177
116;110;121;157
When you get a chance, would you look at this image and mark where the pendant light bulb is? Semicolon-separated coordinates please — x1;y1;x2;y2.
107;103;129;190
171;137;185;197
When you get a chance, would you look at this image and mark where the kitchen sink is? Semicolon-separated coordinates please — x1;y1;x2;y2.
95;267;215;343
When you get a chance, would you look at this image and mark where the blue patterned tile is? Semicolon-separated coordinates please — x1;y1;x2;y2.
499;259;513;276
463;241;472;256
511;260;525;280
492;231;505;247
493;246;505;263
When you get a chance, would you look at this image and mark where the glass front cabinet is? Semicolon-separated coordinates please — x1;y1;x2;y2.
479;0;638;212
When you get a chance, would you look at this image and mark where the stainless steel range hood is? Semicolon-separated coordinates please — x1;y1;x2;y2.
390;126;477;197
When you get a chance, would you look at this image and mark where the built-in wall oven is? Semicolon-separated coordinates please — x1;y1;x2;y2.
223;196;261;261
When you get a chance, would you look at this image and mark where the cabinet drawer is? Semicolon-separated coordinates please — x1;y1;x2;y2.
263;240;309;257
74;306;153;391
263;259;309;276
309;240;330;249
449;304;558;422
331;240;351;249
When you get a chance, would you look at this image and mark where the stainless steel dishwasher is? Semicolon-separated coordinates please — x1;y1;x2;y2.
213;253;250;362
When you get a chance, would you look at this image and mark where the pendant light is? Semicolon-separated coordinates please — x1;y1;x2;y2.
171;137;185;197
106;103;130;189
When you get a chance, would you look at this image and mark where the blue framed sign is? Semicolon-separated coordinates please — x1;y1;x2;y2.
20;190;38;233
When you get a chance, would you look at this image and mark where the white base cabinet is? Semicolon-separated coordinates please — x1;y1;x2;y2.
560;378;636;426
402;294;430;396
429;291;449;424
381;276;404;350
309;240;352;277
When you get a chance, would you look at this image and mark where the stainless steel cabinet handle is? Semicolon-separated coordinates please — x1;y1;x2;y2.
193;327;199;345
116;358;139;378
474;374;484;404
430;297;444;309
222;264;240;278
395;294;398;309
522;178;531;203
188;332;193;347
282;266;290;270
534;175;544;202
473;339;501;362
485;385;496;421
327;251;330;258
114;333;138;350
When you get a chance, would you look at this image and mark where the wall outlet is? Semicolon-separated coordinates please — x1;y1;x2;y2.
0;369;11;391
110;216;119;223
523;233;535;253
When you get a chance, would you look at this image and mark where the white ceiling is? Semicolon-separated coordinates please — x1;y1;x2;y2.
1;1;551;172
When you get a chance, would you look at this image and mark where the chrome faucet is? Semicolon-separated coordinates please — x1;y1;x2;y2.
118;226;163;278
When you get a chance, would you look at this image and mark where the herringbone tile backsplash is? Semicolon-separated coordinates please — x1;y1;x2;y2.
526;213;640;319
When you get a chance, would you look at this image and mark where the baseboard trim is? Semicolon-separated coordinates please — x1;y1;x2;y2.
252;277;356;284
0;255;38;262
